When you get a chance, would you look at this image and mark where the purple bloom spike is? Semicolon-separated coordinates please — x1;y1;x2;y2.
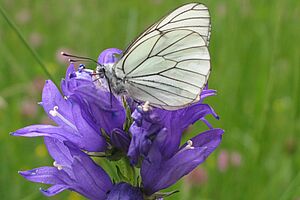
14;46;223;199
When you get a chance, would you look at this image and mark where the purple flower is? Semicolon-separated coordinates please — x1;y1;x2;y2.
12;60;125;152
19;138;113;200
12;79;107;152
18;138;144;200
127;89;219;165
14;47;223;200
141;128;224;195
61;63;126;135
128;105;164;165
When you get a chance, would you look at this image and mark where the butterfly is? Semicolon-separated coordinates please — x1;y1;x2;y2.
66;3;212;110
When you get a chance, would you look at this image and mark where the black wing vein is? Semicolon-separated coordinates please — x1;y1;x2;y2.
128;81;195;100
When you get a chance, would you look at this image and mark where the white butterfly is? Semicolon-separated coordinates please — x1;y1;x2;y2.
100;3;211;110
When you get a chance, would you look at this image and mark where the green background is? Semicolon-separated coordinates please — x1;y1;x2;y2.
0;0;299;199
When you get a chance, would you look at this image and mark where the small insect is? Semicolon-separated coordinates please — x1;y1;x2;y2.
65;3;211;110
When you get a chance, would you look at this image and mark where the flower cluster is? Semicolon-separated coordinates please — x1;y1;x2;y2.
12;48;223;200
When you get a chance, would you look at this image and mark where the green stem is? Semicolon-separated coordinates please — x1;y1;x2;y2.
0;5;56;84
122;157;137;185
132;165;137;186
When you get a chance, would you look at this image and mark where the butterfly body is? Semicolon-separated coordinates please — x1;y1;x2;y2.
97;3;212;110
109;68;127;95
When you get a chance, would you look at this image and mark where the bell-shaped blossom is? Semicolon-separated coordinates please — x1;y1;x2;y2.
141;128;224;195
18;137;147;200
61;62;125;135
127;88;219;164
19;138;113;200
12;79;107;152
12;60;125;152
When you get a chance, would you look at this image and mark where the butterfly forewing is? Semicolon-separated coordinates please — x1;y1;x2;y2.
122;3;211;56
114;3;211;110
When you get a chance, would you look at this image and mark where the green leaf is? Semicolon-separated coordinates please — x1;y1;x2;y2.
116;165;130;182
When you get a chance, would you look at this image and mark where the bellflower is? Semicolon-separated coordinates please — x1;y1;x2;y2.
19;137;113;200
127;89;219;165
66;66;125;135
19;138;145;200
12;79;107;152
12;50;125;152
141;128;224;195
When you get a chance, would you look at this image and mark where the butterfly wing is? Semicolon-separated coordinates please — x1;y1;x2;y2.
114;3;211;110
122;3;211;56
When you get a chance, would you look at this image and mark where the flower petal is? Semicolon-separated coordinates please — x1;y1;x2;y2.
40;185;71;197
199;89;217;101
18;166;71;185
61;63;76;96
71;101;107;152
69;156;109;200
11;124;70;141
44;137;73;171
65;141;113;196
73;86;125;134
154;103;218;159
128;123;163;165
41;80;74;127
111;129;131;153
142;128;223;195
142;147;208;195
98;48;122;65
189;128;224;153
11;124;94;151
61;63;94;96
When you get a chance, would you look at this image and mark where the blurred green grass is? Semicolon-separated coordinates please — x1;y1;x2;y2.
0;0;299;199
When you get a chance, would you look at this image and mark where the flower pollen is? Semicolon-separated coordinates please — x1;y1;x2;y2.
53;161;63;170
178;140;195;154
142;101;151;112
186;140;195;150
49;106;78;132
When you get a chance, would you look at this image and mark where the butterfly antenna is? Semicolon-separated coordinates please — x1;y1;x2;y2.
61;52;103;66
62;52;113;107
